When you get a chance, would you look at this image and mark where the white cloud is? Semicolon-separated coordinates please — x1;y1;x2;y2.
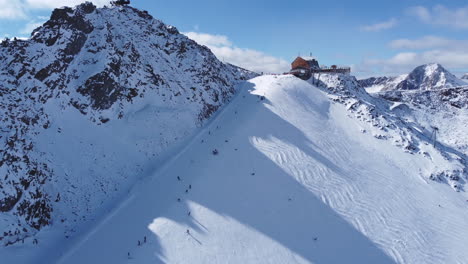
184;32;231;47
0;0;108;19
360;50;468;76
360;18;397;32
408;5;468;29
389;36;468;50
183;31;290;73
20;20;46;35
407;6;431;22
25;0;109;9
356;34;468;76
0;0;27;19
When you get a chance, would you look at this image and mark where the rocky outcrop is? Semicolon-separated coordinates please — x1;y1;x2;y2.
0;3;255;245
395;64;465;91
312;73;468;192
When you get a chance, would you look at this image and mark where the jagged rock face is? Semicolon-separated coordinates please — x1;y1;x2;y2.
396;64;465;91
0;2;255;245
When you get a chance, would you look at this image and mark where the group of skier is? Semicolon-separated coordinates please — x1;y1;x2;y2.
128;236;147;258
176;175;194;237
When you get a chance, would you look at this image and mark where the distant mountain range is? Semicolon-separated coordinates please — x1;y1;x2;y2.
359;63;466;93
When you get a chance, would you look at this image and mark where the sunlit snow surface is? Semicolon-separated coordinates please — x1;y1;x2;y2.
5;76;468;264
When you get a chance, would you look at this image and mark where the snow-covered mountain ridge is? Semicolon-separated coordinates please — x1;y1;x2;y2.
358;64;468;158
0;2;254;246
359;63;466;92
357;74;407;93
312;73;467;190
20;75;466;264
0;3;467;264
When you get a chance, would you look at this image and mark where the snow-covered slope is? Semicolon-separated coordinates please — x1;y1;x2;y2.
0;2;255;246
375;87;468;156
358;74;407;93
5;75;467;264
360;65;468;156
360;64;466;93
462;73;468;82
314;73;467;189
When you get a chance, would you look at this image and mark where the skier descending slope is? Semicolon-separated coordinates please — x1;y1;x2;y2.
53;75;468;264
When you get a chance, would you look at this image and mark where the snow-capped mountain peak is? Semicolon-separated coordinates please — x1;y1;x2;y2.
0;2;254;246
359;63;466;93
396;63;465;91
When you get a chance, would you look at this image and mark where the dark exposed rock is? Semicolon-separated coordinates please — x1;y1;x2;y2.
64;33;87;56
0;2;256;246
77;71;122;110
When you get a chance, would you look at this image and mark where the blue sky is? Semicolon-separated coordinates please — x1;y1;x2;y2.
1;0;468;77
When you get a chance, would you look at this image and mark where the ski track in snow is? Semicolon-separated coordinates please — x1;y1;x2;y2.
9;75;468;264
248;78;466;264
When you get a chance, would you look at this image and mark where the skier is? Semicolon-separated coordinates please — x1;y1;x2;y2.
128;252;130;259
144;236;147;243
177;176;181;181
189;184;192;189
188;211;191;216
138;240;141;246
212;149;219;155
186;229;190;235
185;189;188;193
177;198;181;202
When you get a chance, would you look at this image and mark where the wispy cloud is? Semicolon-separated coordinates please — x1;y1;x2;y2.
407;5;468;29
183;31;290;73
355;34;468;76
184;32;231;47
0;0;108;19
25;0;108;9
389;36;468;50
360;18;397;32
20;20;46;35
359;49;468;76
0;0;27;19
